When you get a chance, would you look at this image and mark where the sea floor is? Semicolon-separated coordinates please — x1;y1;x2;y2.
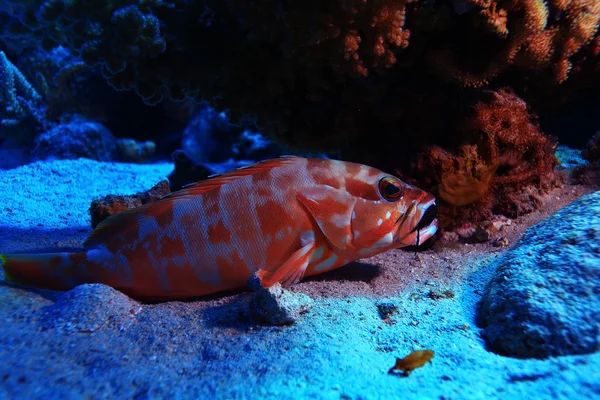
0;158;598;400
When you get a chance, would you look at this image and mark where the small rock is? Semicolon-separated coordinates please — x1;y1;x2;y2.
376;301;398;320
116;138;156;163
247;274;314;326
427;289;455;300
472;225;493;242
492;236;509;247
582;132;600;163
468;219;511;243
40;284;141;334
167;150;215;192
89;180;171;228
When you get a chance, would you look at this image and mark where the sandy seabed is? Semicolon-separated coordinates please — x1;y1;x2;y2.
0;158;598;400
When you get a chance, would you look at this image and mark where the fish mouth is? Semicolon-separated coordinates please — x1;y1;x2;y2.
411;198;439;246
411;201;438;234
396;195;439;247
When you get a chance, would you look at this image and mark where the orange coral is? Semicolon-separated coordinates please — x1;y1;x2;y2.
421;144;498;207
409;89;559;227
428;0;600;87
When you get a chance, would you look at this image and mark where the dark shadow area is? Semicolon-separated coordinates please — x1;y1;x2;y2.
0;225;90;253
539;91;600;149
303;261;382;284
198;293;257;330
0;280;64;302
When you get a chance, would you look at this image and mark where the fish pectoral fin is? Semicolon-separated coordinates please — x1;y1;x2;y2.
256;241;316;288
297;186;355;252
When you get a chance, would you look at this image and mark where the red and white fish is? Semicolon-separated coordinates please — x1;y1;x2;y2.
1;156;438;300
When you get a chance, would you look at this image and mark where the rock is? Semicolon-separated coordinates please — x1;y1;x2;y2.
89;180;171;228
40;284;142;334
376;301;398;321
116;138;156;163
167;150;215;191
247;274;314;326
582;133;600;163
181;105;282;164
477;191;600;359
31;121;117;161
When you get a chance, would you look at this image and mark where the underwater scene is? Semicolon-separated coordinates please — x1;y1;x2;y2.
0;0;599;399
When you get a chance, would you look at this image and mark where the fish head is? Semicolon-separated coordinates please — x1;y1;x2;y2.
349;174;439;258
298;161;438;260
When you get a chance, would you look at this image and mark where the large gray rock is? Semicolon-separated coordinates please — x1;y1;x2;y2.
477;191;600;359
32;121;117;162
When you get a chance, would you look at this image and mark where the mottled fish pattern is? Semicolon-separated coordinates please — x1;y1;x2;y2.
1;156;438;300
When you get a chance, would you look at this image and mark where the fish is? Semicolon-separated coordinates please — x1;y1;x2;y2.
0;156;438;300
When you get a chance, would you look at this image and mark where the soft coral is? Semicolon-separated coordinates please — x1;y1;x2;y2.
412;89;559;227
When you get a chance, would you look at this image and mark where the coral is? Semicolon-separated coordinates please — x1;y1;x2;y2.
572;133;600;186
182;104;282;163
417;144;498;207
89;180;171;228
0;0;169;104
16;47;99;122
0;0;596;150
31;121;117;161
427;0;600;87
0;0;593;228
407;90;559;226
0;50;46;141
116;138;156;163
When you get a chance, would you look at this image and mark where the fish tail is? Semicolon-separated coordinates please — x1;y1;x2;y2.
0;251;88;291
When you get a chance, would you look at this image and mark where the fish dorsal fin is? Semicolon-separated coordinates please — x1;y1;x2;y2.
163;156;302;201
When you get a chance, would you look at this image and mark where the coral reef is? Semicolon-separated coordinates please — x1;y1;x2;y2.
398;89;560;227
427;0;600;86
15;47;97;122
0;0;597;226
1;0;596;139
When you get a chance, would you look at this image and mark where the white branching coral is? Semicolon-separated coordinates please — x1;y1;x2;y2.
0;50;42;127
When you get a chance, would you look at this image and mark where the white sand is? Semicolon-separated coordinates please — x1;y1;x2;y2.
0;158;598;399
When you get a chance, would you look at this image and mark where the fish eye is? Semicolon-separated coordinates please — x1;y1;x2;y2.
378;177;403;202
